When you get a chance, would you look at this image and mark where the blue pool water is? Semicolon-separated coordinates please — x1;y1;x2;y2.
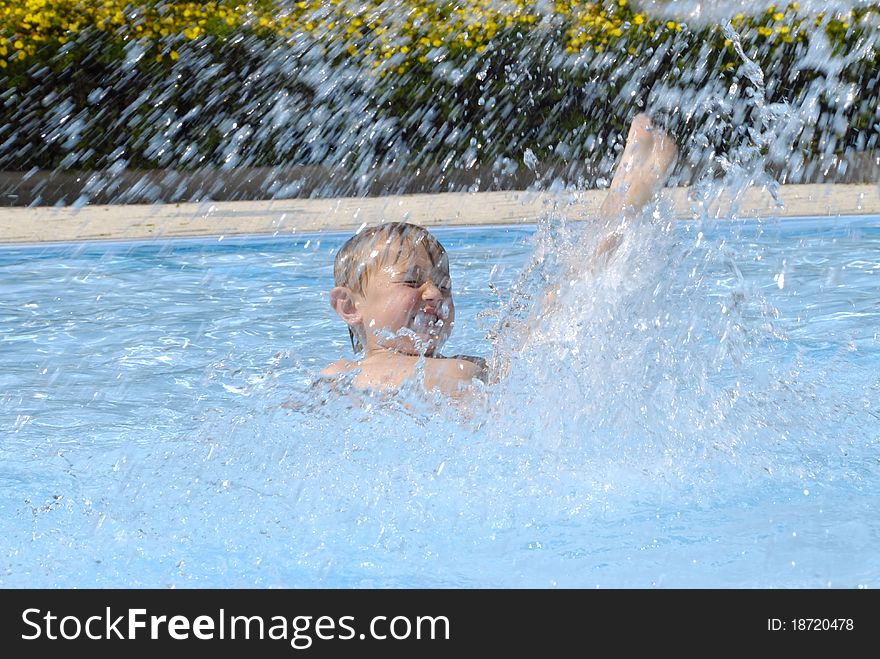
0;212;878;588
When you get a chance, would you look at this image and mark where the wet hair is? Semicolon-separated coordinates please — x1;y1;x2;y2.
333;222;449;353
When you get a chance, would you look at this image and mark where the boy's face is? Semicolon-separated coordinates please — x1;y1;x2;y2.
355;244;454;356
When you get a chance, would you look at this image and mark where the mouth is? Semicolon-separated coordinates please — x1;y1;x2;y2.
410;307;448;337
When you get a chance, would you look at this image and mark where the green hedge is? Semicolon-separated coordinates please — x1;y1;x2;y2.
0;1;877;198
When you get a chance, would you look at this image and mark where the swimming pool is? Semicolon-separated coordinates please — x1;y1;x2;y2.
1;212;877;588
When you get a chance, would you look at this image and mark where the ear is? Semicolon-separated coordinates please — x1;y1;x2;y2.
329;286;361;326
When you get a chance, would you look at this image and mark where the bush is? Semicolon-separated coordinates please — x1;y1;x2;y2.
1;1;877;199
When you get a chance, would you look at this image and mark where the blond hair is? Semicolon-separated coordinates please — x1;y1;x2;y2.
333;222;449;353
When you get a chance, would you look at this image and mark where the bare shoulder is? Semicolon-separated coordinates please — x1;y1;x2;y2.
320;359;359;377
321;354;487;397
435;354;488;383
447;354;488;370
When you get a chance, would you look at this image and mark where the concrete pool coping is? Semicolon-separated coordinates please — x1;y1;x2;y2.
0;182;878;244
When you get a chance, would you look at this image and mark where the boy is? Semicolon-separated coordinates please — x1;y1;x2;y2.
322;113;678;396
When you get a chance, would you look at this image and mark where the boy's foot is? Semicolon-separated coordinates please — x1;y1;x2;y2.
600;113;678;221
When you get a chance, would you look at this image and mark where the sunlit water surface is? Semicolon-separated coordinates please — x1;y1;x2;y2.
1;211;878;588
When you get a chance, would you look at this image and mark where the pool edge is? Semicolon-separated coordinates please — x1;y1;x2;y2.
0;182;878;244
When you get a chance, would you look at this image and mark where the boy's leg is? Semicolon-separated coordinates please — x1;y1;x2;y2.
588;113;679;263
599;113;678;222
532;113;678;321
